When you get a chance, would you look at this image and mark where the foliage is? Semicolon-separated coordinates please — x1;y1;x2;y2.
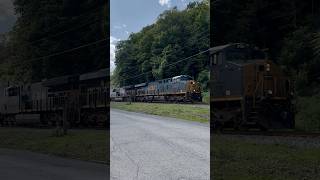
114;1;209;86
295;94;320;131
1;0;108;83
197;69;209;90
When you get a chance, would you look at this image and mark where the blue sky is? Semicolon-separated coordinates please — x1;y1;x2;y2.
110;0;200;73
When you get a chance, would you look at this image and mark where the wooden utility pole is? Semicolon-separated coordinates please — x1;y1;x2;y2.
63;96;68;135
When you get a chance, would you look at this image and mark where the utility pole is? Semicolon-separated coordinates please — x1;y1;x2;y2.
63;96;68;135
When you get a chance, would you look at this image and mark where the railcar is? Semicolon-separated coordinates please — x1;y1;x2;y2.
111;75;202;103
210;43;294;130
0;68;109;128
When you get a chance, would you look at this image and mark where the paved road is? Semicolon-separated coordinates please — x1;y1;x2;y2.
110;109;210;180
0;148;108;180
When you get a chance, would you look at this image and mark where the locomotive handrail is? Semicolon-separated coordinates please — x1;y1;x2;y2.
253;77;263;108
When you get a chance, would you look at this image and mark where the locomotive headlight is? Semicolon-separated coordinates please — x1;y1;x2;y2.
266;64;270;71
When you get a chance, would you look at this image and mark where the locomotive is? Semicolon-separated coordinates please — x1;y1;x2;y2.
111;75;202;103
0;68;109;127
210;43;295;130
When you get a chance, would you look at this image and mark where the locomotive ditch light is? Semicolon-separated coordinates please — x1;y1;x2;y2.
266;64;271;71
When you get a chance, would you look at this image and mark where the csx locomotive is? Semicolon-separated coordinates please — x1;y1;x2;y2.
111;75;202;103
210;43;294;130
0;68;108;127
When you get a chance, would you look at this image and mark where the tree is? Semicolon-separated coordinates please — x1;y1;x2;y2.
114;1;209;86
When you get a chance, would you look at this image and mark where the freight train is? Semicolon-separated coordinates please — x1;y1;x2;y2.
0;68;109;128
210;43;295;130
111;75;202;103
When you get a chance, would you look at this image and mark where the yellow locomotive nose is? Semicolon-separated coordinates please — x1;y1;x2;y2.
187;80;201;93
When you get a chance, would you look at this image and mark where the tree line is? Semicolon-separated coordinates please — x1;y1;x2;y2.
0;0;108;84
113;1;209;89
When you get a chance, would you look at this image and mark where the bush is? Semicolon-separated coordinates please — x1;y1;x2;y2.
197;69;209;91
295;94;320;131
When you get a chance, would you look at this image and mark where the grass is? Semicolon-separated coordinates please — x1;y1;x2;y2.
0;128;108;163
111;102;209;123
202;91;210;104
212;135;320;180
295;95;320;131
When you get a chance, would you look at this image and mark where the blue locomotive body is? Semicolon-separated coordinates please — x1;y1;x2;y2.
111;75;202;103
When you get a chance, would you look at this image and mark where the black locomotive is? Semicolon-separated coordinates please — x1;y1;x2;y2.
111;75;202;103
210;43;295;130
0;68;109;128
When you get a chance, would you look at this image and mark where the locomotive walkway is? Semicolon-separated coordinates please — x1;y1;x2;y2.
0;148;108;180
110;109;210;180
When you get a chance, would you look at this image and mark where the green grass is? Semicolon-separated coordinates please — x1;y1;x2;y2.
212;135;320;180
111;102;209;123
202;91;210;104
295;95;320;131
0;128;108;163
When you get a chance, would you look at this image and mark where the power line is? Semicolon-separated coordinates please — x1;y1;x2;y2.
23;6;105;46
6;38;108;67
26;17;102;46
119;48;210;84
115;31;209;77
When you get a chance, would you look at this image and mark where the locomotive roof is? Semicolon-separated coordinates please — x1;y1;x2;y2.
80;68;108;81
209;43;252;54
172;75;193;80
42;75;78;87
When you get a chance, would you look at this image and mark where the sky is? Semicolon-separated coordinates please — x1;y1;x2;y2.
110;0;199;73
0;0;16;34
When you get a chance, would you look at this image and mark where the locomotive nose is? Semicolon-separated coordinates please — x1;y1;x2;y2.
188;80;201;93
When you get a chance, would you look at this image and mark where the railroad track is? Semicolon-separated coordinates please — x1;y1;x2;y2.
212;130;320;138
112;100;208;105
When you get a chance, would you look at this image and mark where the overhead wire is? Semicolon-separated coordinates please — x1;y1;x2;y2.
119;48;210;84
5;38;108;67
115;29;210;77
23;6;105;46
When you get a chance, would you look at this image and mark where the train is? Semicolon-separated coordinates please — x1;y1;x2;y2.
111;75;202;103
210;43;295;130
0;68;109;128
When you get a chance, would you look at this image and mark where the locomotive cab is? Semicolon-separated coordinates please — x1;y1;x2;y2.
210;43;294;130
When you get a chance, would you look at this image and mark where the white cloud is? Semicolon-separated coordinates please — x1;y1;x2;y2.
113;24;127;30
110;36;120;74
159;0;171;7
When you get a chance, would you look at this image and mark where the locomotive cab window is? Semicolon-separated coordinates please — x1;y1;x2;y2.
6;87;19;96
259;65;265;71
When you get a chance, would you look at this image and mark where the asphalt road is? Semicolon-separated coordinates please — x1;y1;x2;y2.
110;109;210;180
0;148;108;180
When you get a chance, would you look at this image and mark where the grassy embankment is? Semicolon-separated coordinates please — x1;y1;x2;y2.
295;94;320;131
0;128;108;163
202;91;210;104
111;102;209;123
212;135;320;180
